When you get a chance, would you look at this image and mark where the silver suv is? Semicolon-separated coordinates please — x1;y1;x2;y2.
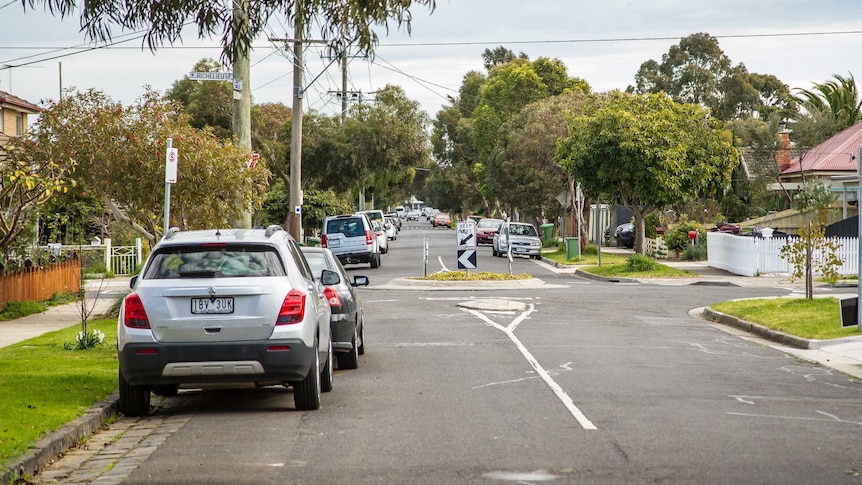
321;213;381;268
117;226;334;416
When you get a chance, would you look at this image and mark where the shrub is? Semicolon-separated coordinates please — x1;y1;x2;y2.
625;254;658;272
666;221;705;254
682;244;707;261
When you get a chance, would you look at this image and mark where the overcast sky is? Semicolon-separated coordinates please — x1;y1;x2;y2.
2;0;862;121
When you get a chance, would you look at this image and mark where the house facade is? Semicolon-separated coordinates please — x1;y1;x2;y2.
0;90;41;148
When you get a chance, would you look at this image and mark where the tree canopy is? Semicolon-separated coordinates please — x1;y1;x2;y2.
556;91;738;253
631;32;794;121
27;88;270;244
23;0;437;63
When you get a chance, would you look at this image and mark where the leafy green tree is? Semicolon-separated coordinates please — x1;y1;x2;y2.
779;181;842;298
259;180;352;236
482;46;528;71
428;71;486;215
632;32;793;121
24;0;437;63
472;57;589;213
28;88;270;245
165;58;233;140
0;138;76;259
494;91;588;226
556;91;738;254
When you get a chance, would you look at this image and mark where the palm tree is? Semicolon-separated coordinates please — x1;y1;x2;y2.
795;73;862;131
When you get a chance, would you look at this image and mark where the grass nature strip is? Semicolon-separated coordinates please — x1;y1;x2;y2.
710;297;860;341
0;318;118;464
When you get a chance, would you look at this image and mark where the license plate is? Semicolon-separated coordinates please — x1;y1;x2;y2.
513;247;528;253
328;238;341;247
191;297;234;314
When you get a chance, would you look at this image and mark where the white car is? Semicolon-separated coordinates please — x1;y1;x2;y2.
492;222;542;259
383;217;398;240
117;226;334;416
372;220;389;254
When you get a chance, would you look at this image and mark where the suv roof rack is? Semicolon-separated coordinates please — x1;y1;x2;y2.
164;227;181;240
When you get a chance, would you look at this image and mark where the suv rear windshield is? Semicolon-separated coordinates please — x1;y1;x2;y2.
143;245;286;279
326;217;366;237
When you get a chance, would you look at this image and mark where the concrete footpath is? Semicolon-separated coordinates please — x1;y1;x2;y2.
3;264;862;483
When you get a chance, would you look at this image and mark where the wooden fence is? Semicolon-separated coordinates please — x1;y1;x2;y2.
0;259;81;311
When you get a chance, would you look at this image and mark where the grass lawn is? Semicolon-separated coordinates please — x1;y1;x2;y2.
542;248;630;266
0;318;118;464
710;297;861;341
415;271;532;281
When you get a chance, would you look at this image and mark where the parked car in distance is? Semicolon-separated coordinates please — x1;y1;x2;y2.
384;216;399;239
361;209;386;227
300;247;368;369
432;212;452;228
493;222;542;259
117;226;333;416
476;217;504;245
385;213;402;231
406;210;421;221
321;213;381;268
372;220;389;254
614;222;635;249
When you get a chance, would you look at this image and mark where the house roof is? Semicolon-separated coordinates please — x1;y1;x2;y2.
780;121;862;175
0;90;41;114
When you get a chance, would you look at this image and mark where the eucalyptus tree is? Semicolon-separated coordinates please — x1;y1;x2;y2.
22;0;436;62
632;32;794;121
165;58;234;140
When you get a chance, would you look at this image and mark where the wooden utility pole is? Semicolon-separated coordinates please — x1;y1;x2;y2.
231;0;252;228
287;4;305;241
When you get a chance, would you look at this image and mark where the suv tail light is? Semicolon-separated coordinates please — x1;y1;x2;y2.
123;293;151;329
276;289;306;325
365;230;373;245
321;234;328;248
323;287;342;307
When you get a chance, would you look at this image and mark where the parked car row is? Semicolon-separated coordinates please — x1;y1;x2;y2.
321;210;403;269
117;226;369;417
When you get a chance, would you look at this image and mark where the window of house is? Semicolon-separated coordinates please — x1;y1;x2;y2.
16;113;24;136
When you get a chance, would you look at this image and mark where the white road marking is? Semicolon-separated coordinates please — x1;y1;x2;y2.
438;256;450;272
466;306;597;431
728;411;862;426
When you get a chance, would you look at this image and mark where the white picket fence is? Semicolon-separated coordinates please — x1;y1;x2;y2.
707;231;859;277
44;238;143;276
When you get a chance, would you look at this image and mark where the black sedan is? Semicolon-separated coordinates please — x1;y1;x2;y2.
614;222;635;249
301;247;369;369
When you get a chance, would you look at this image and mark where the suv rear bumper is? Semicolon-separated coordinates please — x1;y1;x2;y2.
335;251;375;264
118;339;315;386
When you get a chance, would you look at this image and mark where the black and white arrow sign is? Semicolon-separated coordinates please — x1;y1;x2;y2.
457;249;477;269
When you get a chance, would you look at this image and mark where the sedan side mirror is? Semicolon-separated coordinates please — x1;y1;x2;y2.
130;275;138;289
352;275;369;287
321;269;341;286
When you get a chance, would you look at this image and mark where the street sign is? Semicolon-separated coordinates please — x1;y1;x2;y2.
456;221;477;248
165;148;178;183
457;249;477;269
189;71;233;81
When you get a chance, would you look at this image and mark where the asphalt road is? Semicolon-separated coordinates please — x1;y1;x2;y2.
84;220;862;484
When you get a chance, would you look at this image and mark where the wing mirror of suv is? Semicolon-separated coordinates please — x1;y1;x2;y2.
352;275;369;287
321;269;341;286
130;275;138;289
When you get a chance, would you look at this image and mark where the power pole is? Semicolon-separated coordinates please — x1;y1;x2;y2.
287;9;304;241
231;0;252;228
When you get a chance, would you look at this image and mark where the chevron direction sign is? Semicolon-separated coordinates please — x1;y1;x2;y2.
457;249;477;269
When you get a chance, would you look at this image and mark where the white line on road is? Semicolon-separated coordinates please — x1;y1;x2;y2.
438;256;450;272
466;307;598;431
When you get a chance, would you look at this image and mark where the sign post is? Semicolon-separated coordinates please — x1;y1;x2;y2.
456;220;477;275
163;138;178;237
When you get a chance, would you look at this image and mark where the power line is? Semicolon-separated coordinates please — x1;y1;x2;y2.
376;30;862;48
